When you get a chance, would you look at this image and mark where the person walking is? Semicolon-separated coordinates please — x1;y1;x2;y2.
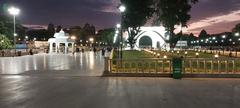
102;48;105;56
93;47;97;53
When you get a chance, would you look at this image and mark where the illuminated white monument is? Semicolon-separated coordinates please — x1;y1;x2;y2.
125;26;170;50
48;29;75;53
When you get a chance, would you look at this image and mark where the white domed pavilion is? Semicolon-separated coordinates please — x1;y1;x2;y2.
48;29;75;53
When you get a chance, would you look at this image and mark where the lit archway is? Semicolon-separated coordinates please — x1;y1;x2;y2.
135;27;169;50
139;36;152;48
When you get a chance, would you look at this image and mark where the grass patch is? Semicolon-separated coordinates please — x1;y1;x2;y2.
113;50;154;59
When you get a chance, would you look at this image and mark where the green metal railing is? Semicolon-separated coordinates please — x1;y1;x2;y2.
104;57;240;75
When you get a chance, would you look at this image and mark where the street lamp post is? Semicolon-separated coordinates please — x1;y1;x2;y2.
8;7;20;56
119;5;126;59
116;24;121;59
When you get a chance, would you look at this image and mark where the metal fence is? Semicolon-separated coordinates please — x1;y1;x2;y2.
104;57;240;76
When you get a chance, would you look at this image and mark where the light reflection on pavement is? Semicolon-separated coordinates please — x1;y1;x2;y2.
0;51;106;76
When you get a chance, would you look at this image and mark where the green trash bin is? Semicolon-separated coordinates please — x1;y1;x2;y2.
172;57;183;79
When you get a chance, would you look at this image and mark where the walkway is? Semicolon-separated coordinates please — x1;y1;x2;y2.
0;51;106;76
0;51;240;108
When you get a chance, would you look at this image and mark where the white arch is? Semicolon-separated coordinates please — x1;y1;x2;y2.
134;26;169;50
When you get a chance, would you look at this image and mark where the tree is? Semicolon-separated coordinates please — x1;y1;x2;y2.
26;29;48;41
0;15;13;38
232;23;240;32
98;28;115;45
69;26;83;44
56;25;62;32
47;23;55;38
155;0;198;48
0;34;12;50
0;15;26;41
198;29;208;39
121;0;154;49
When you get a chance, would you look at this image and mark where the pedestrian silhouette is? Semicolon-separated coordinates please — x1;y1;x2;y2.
102;48;105;56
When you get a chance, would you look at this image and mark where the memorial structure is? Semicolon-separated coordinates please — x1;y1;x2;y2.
124;26;170;50
48;29;75;53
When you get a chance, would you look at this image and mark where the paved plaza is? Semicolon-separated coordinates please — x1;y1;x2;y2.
0;52;240;108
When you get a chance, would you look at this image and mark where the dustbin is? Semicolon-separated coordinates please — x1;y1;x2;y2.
17;51;21;56
172;57;183;79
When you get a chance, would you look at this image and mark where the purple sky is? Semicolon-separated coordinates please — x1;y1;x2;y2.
1;0;240;35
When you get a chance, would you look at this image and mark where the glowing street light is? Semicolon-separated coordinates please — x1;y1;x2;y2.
8;7;20;16
119;5;126;12
8;6;20;55
25;36;28;39
214;54;219;58
212;37;216;40
195;53;199;58
157;53;160;58
71;36;76;40
89;38;94;43
235;32;240;37
222;35;226;39
116;24;121;28
163;55;167;59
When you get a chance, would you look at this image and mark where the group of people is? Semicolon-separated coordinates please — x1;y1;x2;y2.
93;47;112;56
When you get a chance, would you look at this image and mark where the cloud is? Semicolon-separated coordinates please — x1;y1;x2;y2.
185;9;240;35
93;0;120;13
23;24;47;30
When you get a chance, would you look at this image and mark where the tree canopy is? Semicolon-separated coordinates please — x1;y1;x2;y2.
232;23;240;33
155;0;198;48
198;29;209;39
98;28;115;45
0;34;12;49
0;15;26;40
121;0;154;49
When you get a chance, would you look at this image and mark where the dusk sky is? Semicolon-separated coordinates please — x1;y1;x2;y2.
1;0;240;35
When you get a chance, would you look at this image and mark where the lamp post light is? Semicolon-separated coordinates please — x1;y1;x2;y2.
222;35;226;39
184;51;188;57
163;55;167;59
157;53;160;58
118;5;126;60
25;36;28;40
71;36;76;40
177;51;180;55
212;37;216;40
235;32;240;37
33;37;36;41
89;38;94;47
116;24;121;29
8;6;20;55
195;52;199;58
